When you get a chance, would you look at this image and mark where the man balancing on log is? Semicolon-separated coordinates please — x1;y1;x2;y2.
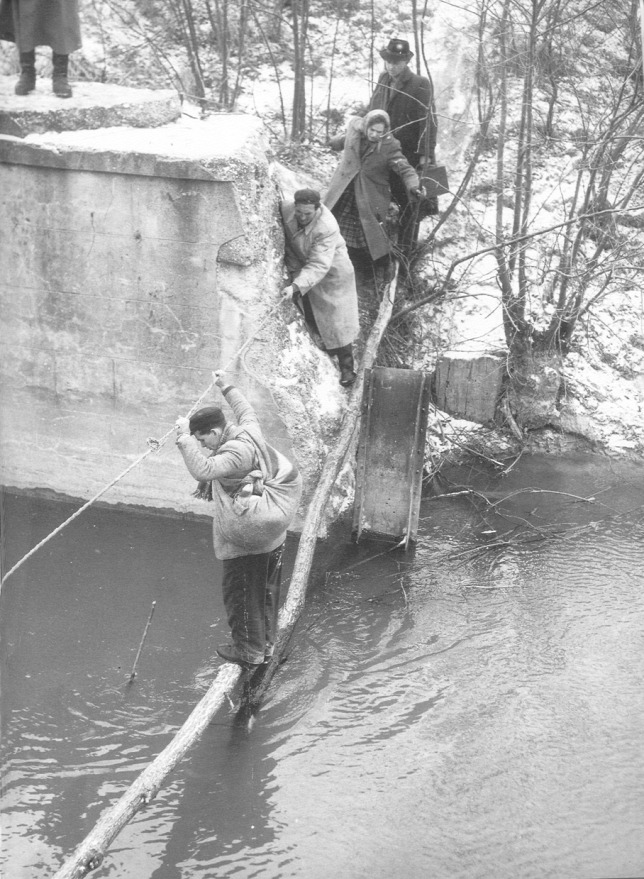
175;371;302;668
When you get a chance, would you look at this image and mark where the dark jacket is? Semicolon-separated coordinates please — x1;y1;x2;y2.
368;66;437;166
324;114;420;260
0;0;81;53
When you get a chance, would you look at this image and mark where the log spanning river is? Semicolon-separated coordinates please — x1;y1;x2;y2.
1;452;643;879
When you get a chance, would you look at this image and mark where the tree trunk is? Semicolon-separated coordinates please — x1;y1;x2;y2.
291;0;309;140
506;343;563;430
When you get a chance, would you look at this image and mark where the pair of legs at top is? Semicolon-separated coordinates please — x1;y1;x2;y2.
14;48;73;97
3;0;80;98
217;544;285;667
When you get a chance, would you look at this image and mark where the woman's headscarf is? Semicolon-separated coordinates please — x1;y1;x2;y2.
361;109;391;135
358;109;391;152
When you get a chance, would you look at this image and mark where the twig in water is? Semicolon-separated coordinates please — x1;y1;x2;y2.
127;601;157;684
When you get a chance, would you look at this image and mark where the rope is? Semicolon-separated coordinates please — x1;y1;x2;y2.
0;301;283;591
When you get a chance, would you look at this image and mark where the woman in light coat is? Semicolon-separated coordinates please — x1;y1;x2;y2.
324;109;423;262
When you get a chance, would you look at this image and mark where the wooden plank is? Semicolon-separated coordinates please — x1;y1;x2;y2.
405;372;431;546
434;352;504;424
353;367;430;544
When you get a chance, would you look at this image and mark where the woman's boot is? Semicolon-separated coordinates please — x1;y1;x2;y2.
15;50;36;95
52;52;72;98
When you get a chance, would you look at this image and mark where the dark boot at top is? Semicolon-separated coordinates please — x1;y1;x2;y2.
52;52;72;98
15;50;36;95
340;367;357;387
336;345;357;387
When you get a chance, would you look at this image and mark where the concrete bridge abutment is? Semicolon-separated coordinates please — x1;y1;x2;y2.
0;83;335;524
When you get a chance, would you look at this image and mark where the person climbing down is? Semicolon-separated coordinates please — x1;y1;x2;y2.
0;0;81;97
175;372;302;668
280;188;361;388
368;37;439;252
324;110;424;271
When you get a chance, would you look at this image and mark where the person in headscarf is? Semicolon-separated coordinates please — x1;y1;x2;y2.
324;109;423;267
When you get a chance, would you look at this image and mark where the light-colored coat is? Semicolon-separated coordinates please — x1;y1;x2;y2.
177;386;301;560
324;113;420;260
0;0;81;53
281;202;359;351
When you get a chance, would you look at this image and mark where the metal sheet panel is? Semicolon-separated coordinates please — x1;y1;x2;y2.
353;367;430;546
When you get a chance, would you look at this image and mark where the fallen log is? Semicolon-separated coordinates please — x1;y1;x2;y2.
51;264;398;879
242;263;399;712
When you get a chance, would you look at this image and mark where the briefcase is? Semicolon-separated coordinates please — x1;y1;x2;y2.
420;165;449;198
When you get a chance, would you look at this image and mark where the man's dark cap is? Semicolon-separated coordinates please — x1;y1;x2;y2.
294;188;321;206
379;38;413;62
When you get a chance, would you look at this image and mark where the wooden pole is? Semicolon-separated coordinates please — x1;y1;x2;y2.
52;664;243;878
51;266;398;878
127;601;157;684
240;263;399;712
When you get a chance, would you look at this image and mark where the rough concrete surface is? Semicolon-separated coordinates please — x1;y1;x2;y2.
0;77;181;137
0;112;345;529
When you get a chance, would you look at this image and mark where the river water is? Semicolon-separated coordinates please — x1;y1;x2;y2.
1;452;644;879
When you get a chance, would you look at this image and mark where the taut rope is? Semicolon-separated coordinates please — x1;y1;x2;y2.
0;302;283;590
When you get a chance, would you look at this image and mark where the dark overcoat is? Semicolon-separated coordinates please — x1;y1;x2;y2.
324;115;419;260
0;0;81;53
281;202;359;351
368;67;437;166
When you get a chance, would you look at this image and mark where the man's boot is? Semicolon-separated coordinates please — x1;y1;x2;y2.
335;344;357;387
15;51;36;95
52;52;72;98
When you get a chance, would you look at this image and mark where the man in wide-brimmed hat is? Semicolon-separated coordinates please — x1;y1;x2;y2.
368;37;438;251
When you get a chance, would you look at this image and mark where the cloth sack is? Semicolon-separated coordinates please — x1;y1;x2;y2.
210;427;302;556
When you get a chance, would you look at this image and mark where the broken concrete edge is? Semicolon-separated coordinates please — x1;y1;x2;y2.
0;114;278;266
0;100;183;138
0;132;261;182
0;77;182;137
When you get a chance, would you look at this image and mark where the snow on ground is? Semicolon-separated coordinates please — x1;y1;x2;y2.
5;0;641;458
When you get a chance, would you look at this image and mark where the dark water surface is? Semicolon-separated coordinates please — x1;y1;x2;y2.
2;453;644;879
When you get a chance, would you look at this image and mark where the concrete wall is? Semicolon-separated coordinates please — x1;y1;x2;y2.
0;113;338;522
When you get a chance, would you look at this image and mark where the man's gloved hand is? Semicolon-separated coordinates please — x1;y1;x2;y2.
410;186;425;200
